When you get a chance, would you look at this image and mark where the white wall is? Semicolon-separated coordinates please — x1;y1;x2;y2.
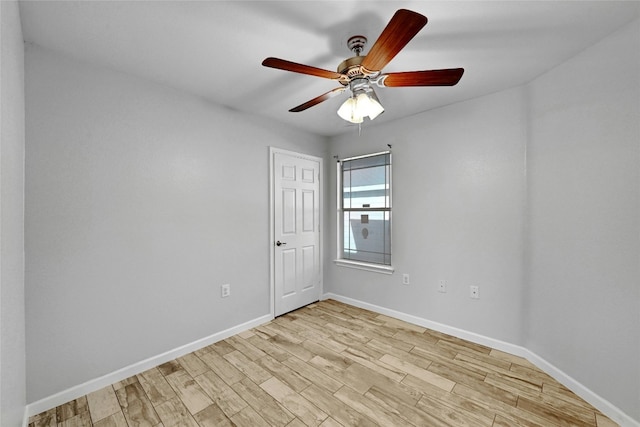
0;1;27;425
326;86;528;345
24;45;327;402
526;19;640;421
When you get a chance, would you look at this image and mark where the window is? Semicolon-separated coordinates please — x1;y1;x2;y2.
336;151;393;274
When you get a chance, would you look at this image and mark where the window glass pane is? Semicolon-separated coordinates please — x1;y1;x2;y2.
340;152;391;267
346;166;389;209
343;211;390;265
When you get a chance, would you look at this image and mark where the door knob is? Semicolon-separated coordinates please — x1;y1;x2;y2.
276;241;287;246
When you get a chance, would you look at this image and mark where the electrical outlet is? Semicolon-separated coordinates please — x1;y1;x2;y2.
438;280;447;293
221;284;231;298
402;274;410;285
470;285;479;299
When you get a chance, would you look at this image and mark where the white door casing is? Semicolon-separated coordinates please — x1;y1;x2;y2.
270;148;322;317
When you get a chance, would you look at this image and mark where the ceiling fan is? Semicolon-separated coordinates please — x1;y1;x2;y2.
262;9;464;124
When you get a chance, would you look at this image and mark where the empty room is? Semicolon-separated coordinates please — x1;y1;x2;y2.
1;1;638;426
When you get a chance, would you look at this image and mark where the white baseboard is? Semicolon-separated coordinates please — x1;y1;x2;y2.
25;313;272;419
322;292;639;427
522;351;640;427
322;292;527;358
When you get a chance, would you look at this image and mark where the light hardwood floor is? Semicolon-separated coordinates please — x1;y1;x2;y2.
29;299;618;427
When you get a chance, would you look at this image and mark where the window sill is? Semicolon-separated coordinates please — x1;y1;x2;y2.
334;259;395;275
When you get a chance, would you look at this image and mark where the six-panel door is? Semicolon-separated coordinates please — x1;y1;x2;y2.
274;152;321;316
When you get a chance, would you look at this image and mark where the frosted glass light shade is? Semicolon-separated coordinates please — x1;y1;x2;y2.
337;97;363;123
356;92;384;120
337;90;384;124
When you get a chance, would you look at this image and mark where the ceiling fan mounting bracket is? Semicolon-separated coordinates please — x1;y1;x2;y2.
346;35;367;55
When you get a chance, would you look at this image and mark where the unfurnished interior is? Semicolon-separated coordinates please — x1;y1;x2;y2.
1;2;638;426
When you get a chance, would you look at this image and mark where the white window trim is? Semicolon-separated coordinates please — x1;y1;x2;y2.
334;259;395;274
335;151;393;274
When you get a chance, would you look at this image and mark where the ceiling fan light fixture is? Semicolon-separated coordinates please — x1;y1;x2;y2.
337;79;384;124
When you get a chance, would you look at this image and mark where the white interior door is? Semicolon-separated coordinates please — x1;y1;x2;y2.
272;149;321;317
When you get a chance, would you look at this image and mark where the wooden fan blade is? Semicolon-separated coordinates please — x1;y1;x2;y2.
360;9;428;73
262;57;345;81
381;68;464;87
289;87;346;112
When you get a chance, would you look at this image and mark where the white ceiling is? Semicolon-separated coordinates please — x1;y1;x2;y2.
19;1;639;137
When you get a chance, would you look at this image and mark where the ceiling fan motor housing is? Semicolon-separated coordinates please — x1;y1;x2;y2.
337;35;369;83
337;56;366;81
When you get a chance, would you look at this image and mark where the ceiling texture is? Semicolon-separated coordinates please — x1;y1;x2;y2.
19;1;640;137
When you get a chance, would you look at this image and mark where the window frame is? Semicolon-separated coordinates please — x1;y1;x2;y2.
334;151;394;274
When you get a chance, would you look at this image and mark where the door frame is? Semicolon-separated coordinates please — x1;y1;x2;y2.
269;147;324;318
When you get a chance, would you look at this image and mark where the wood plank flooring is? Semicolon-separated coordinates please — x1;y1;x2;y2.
29;299;618;427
